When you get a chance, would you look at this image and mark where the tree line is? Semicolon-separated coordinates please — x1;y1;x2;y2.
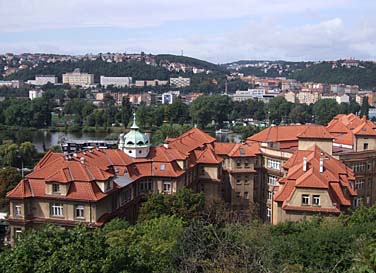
1;188;376;273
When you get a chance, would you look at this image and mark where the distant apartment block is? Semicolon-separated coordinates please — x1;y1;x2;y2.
36;75;58;85
100;76;132;88
29;89;44;100
230;89;278;103
0;80;22;88
134;80;168;87
62;68;94;86
170;77;191;88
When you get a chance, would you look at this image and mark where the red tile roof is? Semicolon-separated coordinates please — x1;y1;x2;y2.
273;145;356;211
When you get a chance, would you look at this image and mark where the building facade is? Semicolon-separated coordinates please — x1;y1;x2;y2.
62;69;94;86
170;77;191;88
100;76;132;88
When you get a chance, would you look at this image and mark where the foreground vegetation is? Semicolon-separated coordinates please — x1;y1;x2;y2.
1;189;376;273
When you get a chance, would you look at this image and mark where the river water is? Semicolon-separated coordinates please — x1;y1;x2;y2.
30;130;242;152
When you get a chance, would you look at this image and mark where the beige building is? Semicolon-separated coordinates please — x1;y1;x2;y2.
62;68;94;86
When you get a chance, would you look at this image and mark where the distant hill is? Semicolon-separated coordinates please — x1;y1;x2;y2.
289;61;376;89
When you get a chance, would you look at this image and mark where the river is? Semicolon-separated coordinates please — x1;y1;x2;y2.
30;130;242;153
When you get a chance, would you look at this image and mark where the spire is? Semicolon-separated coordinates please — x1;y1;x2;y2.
131;112;139;129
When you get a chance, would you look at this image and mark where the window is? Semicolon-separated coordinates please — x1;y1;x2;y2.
268;175;278;186
75;205;84;218
163;181;171;193
355;179;365;190
268;191;273;201
121;188;132;205
14;205;21;217
364;143;369;150
267;159;281;170
15;228;23;240
236;159;241;168
353;163;366;173
200;167;205;175
52;183;60;194
244;192;249;199
244;159;249;168
236;176;242;185
105;180;112;191
51;203;64;217
244;175;250;184
312;195;320;206
302;194;309;205
266;208;271;223
140;180;153;193
366;196;371;206
160;164;166;171
235;192;241;198
353;197;363;208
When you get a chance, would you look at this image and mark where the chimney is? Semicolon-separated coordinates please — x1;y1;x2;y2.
303;157;307;172
80;157;85;164
163;142;169;149
320;158;324;173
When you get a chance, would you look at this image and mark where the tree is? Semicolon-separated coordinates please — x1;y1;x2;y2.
0;167;21;209
360;97;370;118
313;99;339;125
138;188;205;222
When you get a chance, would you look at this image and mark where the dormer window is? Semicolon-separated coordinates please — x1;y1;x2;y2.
52;183;60;194
105;180;112;191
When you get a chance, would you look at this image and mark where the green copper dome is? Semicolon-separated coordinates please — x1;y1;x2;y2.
123;113;149;147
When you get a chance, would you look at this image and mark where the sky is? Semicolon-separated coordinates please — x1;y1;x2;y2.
0;0;375;63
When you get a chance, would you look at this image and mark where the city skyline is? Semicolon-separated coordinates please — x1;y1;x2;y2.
0;0;375;63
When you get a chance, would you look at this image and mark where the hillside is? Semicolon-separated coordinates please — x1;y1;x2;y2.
289;61;376;89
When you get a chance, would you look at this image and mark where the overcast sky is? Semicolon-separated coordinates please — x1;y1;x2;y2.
0;0;375;63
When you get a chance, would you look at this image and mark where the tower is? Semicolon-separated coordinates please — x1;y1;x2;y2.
118;113;150;158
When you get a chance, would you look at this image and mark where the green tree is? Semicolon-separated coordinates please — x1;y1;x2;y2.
313;99;339;125
360;97;370;118
0;167;21;209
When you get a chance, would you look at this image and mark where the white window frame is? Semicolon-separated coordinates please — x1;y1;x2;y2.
266;208;271;223
163;181;171;193
302;194;309;205
354;179;365;190
14;205;22;217
268;191;273;201
268;175;278;186
105;180;112;191
75;205;84;219
312;195;320;206
51;203;64;217
236;176;242;185
52;183;60;194
267;159;281;170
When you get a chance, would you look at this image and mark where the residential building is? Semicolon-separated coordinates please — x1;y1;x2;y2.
161;91;178;104
29;89;44;100
62;69;94;86
170;77;191;88
134;80;168;87
0;80;22;88
100;76;132;88
34;75;58;85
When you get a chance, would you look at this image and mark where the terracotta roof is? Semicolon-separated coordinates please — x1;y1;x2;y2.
273;145;356;210
297;125;333;139
247;125;308;143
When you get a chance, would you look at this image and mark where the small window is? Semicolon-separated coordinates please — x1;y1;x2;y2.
105;181;112;191
14;205;22;217
302;194;309;205
236;159;241;168
244;175;250;184
364;143;368;150
15;228;23;240
312;195;320;206
52;183;60;194
75;205;84;219
268;191;273;201
244;192;249;199
236;176;241;184
235;192;241;198
160;164;166;171
163;181;171;193
239;148;245;155
266;208;271;223
244;159;249;168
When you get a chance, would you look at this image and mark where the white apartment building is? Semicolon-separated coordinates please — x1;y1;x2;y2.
62;69;94;86
161;91;178;104
170;77;191;88
34;75;58;85
100;76;132;88
230;89;266;102
29;89;44;100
